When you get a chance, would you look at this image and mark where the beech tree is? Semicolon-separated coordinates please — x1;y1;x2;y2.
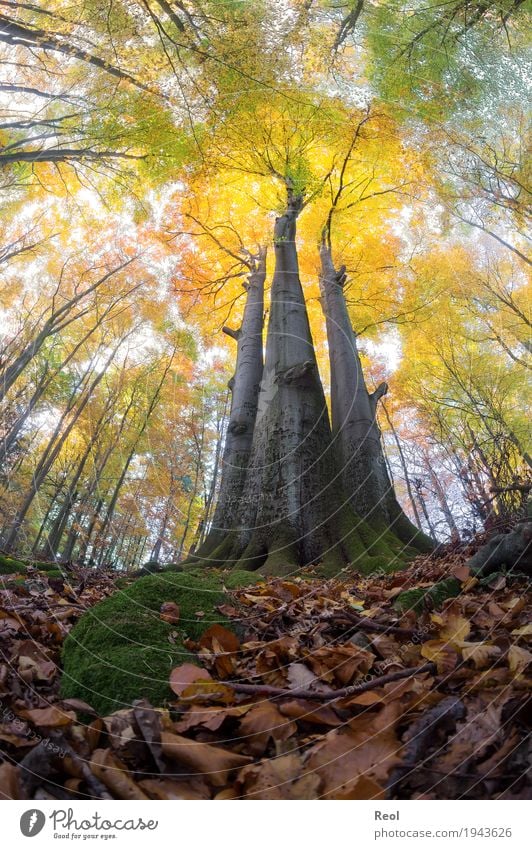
193;173;433;575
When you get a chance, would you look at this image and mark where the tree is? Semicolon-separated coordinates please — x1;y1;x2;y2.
192;169;432;574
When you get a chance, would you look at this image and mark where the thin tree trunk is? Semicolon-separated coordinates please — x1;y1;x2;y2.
381;402;423;528
196;250;266;560
0;260;136;402
2;336;126;551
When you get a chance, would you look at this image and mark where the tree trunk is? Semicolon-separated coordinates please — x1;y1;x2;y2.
381;402;423;528
196;249;266;560
318;243;433;553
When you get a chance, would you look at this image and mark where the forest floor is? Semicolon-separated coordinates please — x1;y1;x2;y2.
0;530;530;800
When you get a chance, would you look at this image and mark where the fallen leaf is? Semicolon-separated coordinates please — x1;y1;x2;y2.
306;725;401;798
169;663;212;697
335;776;386;800
18;706;75;727
461;642;502;669
90;748;149;799
161;731;252;785
139;778;211;799
0;762;25;799
199;623;240;653
511;624;532;637
238;753;321;799
421;640;460;673
508;645;532;674
238;701;297;756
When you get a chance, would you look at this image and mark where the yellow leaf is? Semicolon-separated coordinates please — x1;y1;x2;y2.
508;645;532;674
460;642;501;669
511;624;532;637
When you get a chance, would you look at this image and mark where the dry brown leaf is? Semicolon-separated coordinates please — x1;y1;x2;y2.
511;623;532;637
169;662;212;697
174;704;252;733
139;778;211;799
18;706;75;727
305;644;374;685
306;726;401;798
460;642;502;669
90;748;149;800
508;644;532;674
334;776;386;800
279;699;342;727
451;565;471;582
286;662;320;690
161;731;252;785
238;701;297;756
238;753;321;799
179;679;235;704
431;608;470;643
199;623;240;653
421;639;460;673
0;762;25;799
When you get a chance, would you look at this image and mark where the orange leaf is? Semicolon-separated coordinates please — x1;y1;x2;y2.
19;706;75;727
199;623;240;653
169;663;212;696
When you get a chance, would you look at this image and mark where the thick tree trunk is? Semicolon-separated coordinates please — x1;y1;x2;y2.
318;243;433;553
226;192;343;573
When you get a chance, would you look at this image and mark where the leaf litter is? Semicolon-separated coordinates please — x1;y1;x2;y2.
0;547;530;801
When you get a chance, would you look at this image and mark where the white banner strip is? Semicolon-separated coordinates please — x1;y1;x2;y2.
1;800;529;849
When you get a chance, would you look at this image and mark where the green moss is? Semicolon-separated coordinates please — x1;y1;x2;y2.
260;528;301;577
394;577;462;613
331;504;411;572
430;577;461;607
394;587;427;613
222;569;263;589
60;571;252;715
0;554;25;574
42;569;64;578
2;576;27;588
31;560;62;572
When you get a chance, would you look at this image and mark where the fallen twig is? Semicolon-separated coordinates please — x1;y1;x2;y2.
223;662;436;703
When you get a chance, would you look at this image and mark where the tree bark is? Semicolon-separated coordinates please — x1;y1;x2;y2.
195;249;266;561
318;243;433;553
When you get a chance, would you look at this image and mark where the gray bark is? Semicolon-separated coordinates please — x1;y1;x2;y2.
194;249;266;559
230;192;341;572
318;243;433;552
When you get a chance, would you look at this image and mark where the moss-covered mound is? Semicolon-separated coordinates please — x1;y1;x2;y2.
0;553;70;575
0;553;26;574
394;577;462;613
61;569;259;715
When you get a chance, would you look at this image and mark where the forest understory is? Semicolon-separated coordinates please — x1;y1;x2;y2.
0;518;530;801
